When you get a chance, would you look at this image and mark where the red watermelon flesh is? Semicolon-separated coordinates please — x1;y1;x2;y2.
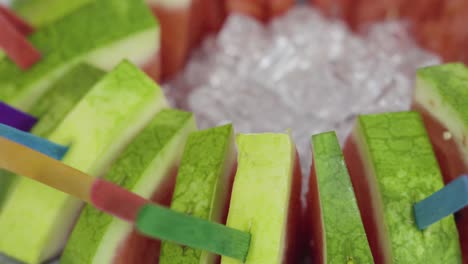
283;150;303;264
203;0;226;34
141;49;161;82
270;0;295;17
150;5;190;80
307;160;325;263
343;136;386;264
412;103;468;263
188;0;207;49
227;0;294;23
227;0;267;22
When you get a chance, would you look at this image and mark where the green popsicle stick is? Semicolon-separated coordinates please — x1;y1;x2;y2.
136;204;251;261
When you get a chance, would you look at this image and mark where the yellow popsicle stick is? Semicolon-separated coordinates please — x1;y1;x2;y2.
0;136;94;203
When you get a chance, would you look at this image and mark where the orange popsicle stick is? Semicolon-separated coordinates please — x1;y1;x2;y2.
0;137;94;203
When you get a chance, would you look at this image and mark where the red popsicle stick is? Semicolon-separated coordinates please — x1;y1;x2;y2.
0;6;41;70
0;6;34;35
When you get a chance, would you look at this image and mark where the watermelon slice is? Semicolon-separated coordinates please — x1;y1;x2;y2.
412;63;468;262
307;131;373;263
0;63;103;212
0;61;168;264
0;102;36;132
221;133;302;264
61;109;196;264
159;124;236;264
0;0;159;111
343;111;462;263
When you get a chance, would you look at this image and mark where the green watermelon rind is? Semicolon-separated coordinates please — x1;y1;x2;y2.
0;0;158;111
0;61;167;264
312;131;373;263
354;111;462;263
29;63;105;137
414;63;468;165
12;0;94;27
159;124;236;264
221;133;294;264
61;109;196;264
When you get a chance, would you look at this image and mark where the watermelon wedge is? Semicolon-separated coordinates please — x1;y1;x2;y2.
0;0;159;111
307;131;373;263
412;63;468;262
61;109;196;264
159;124;236;264
221;132;302;264
0;63;104;212
0;61;168;264
343;111;462;263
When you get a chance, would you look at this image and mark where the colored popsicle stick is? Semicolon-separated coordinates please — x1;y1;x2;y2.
0;137;92;202
414;175;468;230
0;124;67;160
0;6;34;35
0;7;41;69
0;102;37;132
0;136;251;261
136;204;251;261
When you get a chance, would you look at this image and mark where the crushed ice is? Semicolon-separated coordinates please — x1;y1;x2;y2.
164;6;440;174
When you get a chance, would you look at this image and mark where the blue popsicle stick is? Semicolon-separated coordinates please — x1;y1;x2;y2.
0;124;68;160
414;175;468;230
0;102;37;132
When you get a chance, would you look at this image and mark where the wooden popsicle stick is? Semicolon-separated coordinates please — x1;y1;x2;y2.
414;175;468;230
0;137;94;203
